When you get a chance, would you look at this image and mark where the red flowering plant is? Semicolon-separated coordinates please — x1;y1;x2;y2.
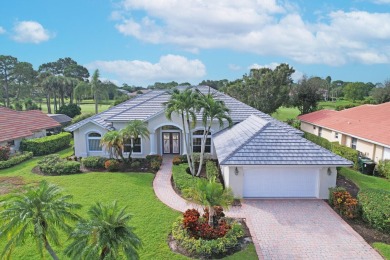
0;145;11;161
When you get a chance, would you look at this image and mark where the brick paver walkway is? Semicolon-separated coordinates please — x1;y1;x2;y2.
153;156;383;260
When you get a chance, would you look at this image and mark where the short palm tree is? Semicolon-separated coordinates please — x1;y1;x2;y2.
64;201;142;260
196;89;232;176
164;87;199;175
183;179;234;227
101;130;125;161
0;181;81;260
120;120;149;162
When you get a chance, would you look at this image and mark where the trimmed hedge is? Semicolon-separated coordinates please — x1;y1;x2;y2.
81;156;106;169
358;189;390;233
38;154;80;175
172;164;199;193
20;132;72;156
303;132;358;168
0;152;33;169
206;161;218;181
377;160;390;179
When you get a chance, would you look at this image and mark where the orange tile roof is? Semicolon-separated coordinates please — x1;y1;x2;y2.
0;107;60;142
298;102;390;147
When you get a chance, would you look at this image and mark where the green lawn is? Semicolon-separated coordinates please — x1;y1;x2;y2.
338;167;390;258
271;106;300;121
39;102;111;114
0;149;257;259
319;100;360;110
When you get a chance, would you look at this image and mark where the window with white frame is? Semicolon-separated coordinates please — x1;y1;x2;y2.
88;132;102;151
124;138;142;153
351;137;357;150
334;132;339;139
193;130;211;153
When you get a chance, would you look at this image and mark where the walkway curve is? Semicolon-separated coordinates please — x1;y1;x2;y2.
153;156;383;260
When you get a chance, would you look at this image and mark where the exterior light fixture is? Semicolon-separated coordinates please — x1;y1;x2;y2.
327;168;332;176
235;167;239;175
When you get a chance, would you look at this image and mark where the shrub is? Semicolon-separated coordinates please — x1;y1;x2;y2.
304;132;333;150
105;159;120;172
20;132;72;156
376;160;390;179
192;153;211;163
131;161;141;168
57;103;81;118
206;161;218;181
180;155;188;163
0;152;33;169
331;142;359;169
173;156;182;165
81;156;106;169
172;164;199;193
358;189;390;232
0;145;11;161
146;154;162;163
328;187;346;206
331;190;358;219
38;154;80;175
71;113;95;124
172;217;243;257
150;160;161;171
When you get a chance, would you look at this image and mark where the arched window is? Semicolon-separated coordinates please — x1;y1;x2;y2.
192;130;211;153
88;132;102;151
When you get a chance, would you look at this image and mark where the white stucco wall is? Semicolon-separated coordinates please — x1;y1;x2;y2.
221;166;244;198
73;123;108;157
318;167;337;199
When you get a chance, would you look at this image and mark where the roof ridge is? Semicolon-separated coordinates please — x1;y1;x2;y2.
220;116;270;164
104;90;167;121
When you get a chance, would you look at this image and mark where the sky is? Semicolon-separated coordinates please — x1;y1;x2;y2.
1;0;390;87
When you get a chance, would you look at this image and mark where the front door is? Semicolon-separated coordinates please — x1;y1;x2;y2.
163;132;180;154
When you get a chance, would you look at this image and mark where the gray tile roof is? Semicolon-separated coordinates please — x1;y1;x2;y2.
47;114;72;124
65;85;301;135
214;114;353;166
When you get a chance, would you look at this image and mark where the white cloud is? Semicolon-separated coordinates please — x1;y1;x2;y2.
86;55;206;85
249;62;304;82
12;21;53;43
113;1;390;65
0;26;5;34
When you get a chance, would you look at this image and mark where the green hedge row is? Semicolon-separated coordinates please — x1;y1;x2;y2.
358;189;390;233
0;152;33;169
303;132;358;168
20;132;72;156
172;164;199;193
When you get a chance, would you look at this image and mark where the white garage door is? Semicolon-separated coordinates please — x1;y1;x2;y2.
243;167;319;198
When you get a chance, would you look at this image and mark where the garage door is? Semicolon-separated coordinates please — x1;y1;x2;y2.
243;167;319;198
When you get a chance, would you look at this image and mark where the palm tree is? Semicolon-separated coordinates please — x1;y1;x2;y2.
183;179;234;227
64;201;142;260
164;87;199;176
91;69;100;114
196;88;233;176
0;181;81;260
120;120;149;162
100;130;125;161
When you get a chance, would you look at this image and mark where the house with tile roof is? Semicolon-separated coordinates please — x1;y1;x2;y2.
298;102;390;163
0;107;60;152
65;86;351;199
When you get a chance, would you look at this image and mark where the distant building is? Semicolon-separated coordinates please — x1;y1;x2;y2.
298;102;390;162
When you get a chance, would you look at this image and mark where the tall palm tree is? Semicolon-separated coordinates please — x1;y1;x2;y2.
0;181;81;260
196;88;233;176
91;69;100;114
64;201;142;260
164;87;199;176
120;120;149;162
183;179;234;227
100;130;125;161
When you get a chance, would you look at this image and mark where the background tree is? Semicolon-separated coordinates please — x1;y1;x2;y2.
12;61;37;101
65;201;142;260
0;55;18;107
290;76;323;115
371;80;390;104
120;120;149;162
224;64;295;114
90;69;108;114
74;81;90;105
0;181;81;260
198;79;228;90
344;82;374;102
164;88;199;176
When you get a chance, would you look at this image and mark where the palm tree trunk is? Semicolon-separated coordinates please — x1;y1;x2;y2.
47;93;52;114
43;237;59;260
196;125;211;176
95;92;98;114
185;113;196;175
100;246;110;260
208;206;214;227
182;113;194;175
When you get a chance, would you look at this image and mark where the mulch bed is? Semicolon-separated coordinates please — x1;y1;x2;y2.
168;218;253;259
335;174;390;245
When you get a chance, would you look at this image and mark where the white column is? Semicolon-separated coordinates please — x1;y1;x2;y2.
149;132;157;155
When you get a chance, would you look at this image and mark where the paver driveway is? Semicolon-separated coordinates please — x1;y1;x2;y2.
244;199;382;259
154;156;383;259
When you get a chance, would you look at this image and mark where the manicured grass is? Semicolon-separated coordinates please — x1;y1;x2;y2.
373;243;390;260
0;150;257;259
339;167;390;191
319;100;360;110
40;102;111;114
271;106;300;121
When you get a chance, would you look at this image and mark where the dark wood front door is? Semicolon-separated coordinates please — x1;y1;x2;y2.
163;132;180;154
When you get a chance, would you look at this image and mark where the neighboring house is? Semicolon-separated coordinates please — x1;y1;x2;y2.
65;86;351;199
47;114;72;134
298;102;390;163
0;107;60;152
